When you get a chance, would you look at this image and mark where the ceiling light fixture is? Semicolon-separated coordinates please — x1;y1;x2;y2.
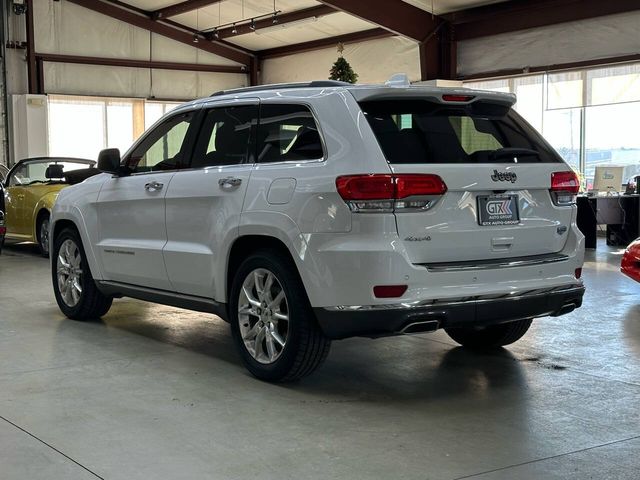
194;8;200;43
202;10;281;36
256;16;318;35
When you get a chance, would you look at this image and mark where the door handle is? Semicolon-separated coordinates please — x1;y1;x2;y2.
218;177;242;188
144;181;164;192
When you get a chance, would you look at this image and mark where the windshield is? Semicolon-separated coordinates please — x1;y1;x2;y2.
10;161;92;186
359;99;562;164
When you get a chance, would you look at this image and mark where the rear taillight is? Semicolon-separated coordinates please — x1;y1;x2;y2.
550;171;579;206
336;174;447;213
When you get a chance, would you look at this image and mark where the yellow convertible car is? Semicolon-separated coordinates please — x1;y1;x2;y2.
3;157;98;256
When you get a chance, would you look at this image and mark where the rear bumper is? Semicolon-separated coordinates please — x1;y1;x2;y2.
314;284;585;339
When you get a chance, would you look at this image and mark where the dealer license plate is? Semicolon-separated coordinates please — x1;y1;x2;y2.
477;194;520;226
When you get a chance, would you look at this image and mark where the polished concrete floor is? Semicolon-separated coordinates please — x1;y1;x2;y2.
0;241;639;480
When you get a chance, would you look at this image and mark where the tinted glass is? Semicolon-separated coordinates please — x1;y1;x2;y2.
191;105;257;168
128;112;195;172
257;104;323;163
360;100;562;164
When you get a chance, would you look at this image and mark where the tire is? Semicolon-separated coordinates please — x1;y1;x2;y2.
229;249;330;382
36;212;50;257
52;227;112;320
445;319;533;349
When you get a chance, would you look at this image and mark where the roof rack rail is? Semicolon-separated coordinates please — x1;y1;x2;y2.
210;80;351;97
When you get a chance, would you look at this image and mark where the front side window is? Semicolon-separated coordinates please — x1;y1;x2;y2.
257;104;323;163
127;112;195;173
190;105;257;168
9;164;29;186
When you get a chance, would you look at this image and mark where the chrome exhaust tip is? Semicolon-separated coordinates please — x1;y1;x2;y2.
553;303;576;317
400;320;440;335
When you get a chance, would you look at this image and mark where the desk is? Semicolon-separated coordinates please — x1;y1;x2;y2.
577;195;640;249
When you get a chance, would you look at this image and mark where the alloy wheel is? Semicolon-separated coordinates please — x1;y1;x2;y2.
40;217;50;255
238;268;289;364
56;239;83;307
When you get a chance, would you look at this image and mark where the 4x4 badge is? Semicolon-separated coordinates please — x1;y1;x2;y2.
491;170;517;183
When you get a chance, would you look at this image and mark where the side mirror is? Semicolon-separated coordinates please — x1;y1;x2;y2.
98;148;121;174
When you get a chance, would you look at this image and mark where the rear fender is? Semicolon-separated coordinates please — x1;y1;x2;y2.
31;191;58;240
235;211;323;305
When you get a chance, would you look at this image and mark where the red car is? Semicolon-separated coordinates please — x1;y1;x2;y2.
621;239;640;282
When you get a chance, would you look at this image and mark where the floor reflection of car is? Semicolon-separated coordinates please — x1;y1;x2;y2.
3;157;98;256
621;238;640;282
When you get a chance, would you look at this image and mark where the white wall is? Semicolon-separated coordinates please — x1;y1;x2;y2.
20;2;640;95
11;95;48;162
458;11;640;77
261;36;420;85
32;0;247;99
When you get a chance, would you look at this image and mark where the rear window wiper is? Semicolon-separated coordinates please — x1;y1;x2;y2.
490;148;539;162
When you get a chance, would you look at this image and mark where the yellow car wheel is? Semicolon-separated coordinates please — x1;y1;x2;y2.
36;212;50;258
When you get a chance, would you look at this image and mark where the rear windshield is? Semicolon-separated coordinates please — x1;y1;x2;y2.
360;99;562;164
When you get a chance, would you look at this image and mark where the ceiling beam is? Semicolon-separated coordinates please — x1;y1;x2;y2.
66;0;252;65
35;53;245;73
151;0;222;20
215;5;336;39
103;0;255;57
315;0;440;42
448;0;640;41
259;28;394;60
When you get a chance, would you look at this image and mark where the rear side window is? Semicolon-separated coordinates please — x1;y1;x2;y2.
360;100;561;164
257;104;323;163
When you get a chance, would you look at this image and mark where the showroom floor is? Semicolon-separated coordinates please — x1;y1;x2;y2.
1;241;639;480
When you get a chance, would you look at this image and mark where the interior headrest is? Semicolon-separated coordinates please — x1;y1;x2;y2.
215;122;245;154
368;114;400;134
45;164;64;179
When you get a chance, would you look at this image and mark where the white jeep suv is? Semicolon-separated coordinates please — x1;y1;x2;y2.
51;80;585;381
